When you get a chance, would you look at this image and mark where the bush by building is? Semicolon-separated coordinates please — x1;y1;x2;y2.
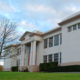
48;65;80;72
50;62;58;67
39;63;43;71
11;66;18;72
39;62;58;72
39;62;80;72
43;63;50;72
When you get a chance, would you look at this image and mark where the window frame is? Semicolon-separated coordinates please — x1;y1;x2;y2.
49;37;53;47
68;26;72;32
54;53;58;62
44;39;47;48
73;25;76;31
54;35;59;46
48;54;53;62
17;60;20;66
60;52;61;64
43;55;47;63
17;48;21;55
78;23;80;29
60;34;62;44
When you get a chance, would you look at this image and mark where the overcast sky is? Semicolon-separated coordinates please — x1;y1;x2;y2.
0;0;80;33
0;0;80;65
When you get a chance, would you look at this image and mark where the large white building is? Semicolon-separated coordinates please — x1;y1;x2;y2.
4;11;80;72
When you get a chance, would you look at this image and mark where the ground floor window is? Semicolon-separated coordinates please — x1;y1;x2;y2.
48;54;52;62
17;60;20;66
54;53;58;62
60;52;61;64
43;55;47;63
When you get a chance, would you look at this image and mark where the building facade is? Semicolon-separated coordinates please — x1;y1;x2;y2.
4;12;80;72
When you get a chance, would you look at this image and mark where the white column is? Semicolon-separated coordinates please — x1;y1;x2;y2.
29;42;33;65
32;41;36;65
21;45;25;66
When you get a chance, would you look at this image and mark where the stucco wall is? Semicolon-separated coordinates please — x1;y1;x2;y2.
43;30;62;63
61;18;80;64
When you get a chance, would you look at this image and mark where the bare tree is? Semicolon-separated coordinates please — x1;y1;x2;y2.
0;18;18;59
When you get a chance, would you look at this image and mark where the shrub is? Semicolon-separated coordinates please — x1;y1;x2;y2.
0;66;3;71
50;62;58;67
39;62;58;72
43;63;50;72
48;65;80;72
11;66;18;72
39;63;43;71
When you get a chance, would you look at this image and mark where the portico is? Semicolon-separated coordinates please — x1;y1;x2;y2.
18;31;43;72
20;40;40;72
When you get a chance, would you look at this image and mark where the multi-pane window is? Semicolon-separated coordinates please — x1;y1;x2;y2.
60;34;62;44
6;48;11;53
73;25;76;31
68;27;72;32
54;53;58;62
60;52;61;64
17;60;20;66
49;37;53;47
17;49;19;55
54;35;59;46
48;54;52;62
43;55;47;63
17;48;21;55
78;23;80;29
44;39;47;48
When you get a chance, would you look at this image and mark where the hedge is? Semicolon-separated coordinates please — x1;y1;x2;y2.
50;62;58;67
39;63;43;71
11;66;18;72
39;62;58;72
43;63;50;71
48;65;80;72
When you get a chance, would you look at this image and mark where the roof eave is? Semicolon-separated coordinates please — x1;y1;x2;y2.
58;14;80;26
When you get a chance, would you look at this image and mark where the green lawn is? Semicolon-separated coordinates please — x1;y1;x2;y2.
0;72;80;80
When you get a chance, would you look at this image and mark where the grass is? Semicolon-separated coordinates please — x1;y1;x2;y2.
0;72;80;80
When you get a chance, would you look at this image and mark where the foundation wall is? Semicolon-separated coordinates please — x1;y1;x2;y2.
61;61;80;66
28;65;39;72
3;68;11;71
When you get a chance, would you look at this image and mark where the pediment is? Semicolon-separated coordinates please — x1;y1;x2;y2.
19;31;32;41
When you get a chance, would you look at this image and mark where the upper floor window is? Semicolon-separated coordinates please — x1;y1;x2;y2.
17;48;21;55
73;25;76;31
48;54;52;62
49;37;53;47
60;34;62;44
54;35;59;46
43;55;47;63
68;26;72;32
44;39;47;48
54;53;58;62
78;23;80;29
